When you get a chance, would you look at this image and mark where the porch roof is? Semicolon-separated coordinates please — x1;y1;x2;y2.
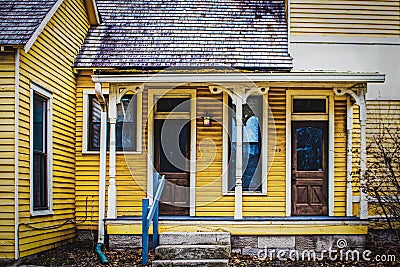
91;71;385;84
74;0;292;71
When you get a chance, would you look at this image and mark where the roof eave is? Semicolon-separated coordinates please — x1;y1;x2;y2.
91;72;385;84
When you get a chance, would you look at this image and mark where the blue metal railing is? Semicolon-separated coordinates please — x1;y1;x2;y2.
142;173;166;265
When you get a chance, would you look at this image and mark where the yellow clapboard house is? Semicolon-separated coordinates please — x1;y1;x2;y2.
0;0;399;261
0;0;99;259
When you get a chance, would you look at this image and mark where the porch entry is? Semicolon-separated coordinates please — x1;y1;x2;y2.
291;121;328;216
153;96;191;215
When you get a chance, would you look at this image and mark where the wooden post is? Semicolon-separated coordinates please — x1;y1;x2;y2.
234;95;243;219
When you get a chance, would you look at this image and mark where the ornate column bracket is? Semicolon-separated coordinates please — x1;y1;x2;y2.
115;83;144;104
208;85;269;103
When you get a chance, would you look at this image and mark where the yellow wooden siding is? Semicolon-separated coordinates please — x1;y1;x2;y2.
366;100;400;217
195;88;235;216
290;0;400;37
75;71;148;230
243;88;287;216
333;96;347;216
0;51;15;259
16;0;90;257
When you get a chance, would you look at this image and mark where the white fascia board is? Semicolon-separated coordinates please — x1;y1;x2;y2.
92;72;385;84
24;0;64;53
291;36;400;46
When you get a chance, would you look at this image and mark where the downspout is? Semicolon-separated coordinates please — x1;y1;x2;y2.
107;86;117;219
346;96;353;217
14;49;20;260
94;82;109;264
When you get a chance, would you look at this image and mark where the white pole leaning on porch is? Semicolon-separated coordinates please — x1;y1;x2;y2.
107;85;117;219
234;95;243;219
95;82;107;244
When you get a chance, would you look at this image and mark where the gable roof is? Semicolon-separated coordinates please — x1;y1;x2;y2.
0;0;100;51
74;0;292;71
0;0;59;46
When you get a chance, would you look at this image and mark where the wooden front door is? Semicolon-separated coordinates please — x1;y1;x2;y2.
291;121;328;216
154;119;190;215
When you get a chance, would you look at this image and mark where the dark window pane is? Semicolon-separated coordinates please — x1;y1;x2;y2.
33;92;48;210
33;95;46;152
293;99;326;113
156;98;190;112
296;126;323;171
88;94;137;151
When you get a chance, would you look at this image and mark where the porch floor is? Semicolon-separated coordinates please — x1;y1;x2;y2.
105;216;368;236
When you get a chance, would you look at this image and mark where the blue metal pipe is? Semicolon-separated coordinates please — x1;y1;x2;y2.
95;243;109;264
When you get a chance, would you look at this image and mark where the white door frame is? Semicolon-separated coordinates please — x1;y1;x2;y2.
147;89;197;216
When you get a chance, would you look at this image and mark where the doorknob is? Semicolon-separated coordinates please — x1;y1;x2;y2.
292;173;296;182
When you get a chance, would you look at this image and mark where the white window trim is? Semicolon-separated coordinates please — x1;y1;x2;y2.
222;93;268;195
82;89;143;154
30;83;53;216
285;90;335;217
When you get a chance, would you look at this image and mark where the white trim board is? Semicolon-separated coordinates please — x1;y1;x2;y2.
290;36;400;46
24;0;64;53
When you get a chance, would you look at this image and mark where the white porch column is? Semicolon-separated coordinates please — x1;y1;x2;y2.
346;96;354;217
358;90;368;220
234;94;243;219
334;87;368;219
107;85;117;219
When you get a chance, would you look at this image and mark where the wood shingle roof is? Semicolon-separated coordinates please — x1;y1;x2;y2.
0;0;58;46
74;0;292;71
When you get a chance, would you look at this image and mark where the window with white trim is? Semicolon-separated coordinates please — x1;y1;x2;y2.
84;91;142;153
30;84;52;215
226;95;263;192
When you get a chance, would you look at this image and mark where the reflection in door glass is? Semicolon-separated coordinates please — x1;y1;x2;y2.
296;127;323;171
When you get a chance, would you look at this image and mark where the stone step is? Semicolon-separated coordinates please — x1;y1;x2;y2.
152;259;229;267
159;232;231;246
155;244;230;260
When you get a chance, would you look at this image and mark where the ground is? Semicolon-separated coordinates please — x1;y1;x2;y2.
2;237;398;267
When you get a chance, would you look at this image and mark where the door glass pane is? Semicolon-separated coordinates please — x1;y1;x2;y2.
159;120;189;172
296;126;323;171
